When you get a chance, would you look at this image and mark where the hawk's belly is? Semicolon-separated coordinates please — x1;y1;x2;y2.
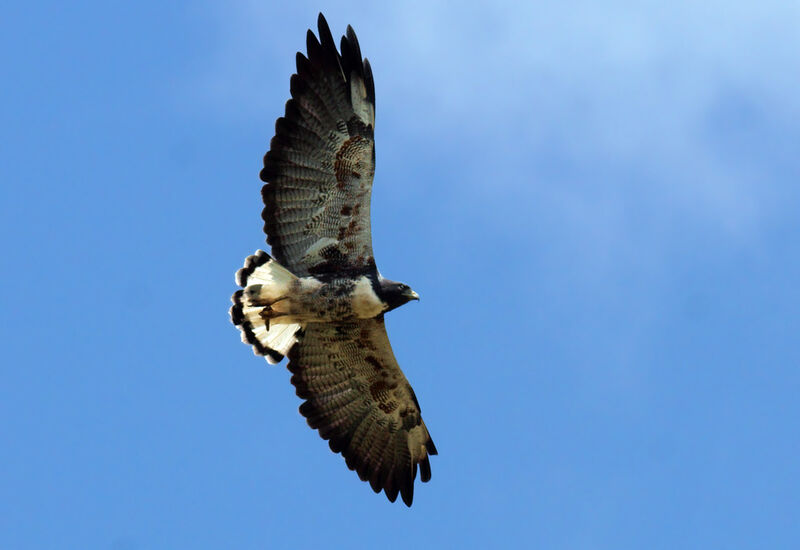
274;275;386;321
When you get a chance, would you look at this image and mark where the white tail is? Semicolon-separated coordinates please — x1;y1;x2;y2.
230;250;304;363
236;249;296;291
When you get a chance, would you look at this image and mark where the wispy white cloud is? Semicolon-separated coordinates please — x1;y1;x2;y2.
185;1;800;243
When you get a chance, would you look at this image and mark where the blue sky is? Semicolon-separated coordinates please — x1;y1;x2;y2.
2;1;799;548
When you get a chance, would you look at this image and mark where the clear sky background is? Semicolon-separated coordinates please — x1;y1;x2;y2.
2;2;799;549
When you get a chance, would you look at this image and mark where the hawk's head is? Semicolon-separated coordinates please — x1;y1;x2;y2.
379;278;420;312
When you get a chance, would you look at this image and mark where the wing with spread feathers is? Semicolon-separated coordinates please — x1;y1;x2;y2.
260;14;377;278
288;316;436;506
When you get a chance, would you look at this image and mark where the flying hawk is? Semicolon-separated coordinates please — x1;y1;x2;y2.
230;13;436;506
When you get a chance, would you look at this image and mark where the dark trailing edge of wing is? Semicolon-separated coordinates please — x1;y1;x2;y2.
259;13;376;271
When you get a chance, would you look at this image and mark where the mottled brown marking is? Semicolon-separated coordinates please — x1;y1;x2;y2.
345;218;359;235
399;407;419;429
369;380;387;400
379;401;397;414
340;205;352;216
334;135;367;189
365;356;383;371
356;328;374;350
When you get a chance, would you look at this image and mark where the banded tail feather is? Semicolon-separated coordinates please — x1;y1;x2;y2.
230;250;305;363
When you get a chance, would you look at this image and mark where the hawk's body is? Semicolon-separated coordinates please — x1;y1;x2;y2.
230;14;436;507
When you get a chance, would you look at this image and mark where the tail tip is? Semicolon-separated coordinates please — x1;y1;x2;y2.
236;249;274;287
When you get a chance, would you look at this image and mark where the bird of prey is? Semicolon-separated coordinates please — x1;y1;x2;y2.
230;13;436;506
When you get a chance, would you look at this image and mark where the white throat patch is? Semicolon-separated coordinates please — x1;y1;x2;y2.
350;276;385;318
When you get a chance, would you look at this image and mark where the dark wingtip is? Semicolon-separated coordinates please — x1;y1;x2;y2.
345;25;361;59
294;51;310;77
363;58;375;106
305;29;320;57
419;456;432;483
316;13;336;51
426;437;438;456
400;470;414;506
369;476;382;493
342;25;364;79
384;480;399;503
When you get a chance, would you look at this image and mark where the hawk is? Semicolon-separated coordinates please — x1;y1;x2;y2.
230;13;436;506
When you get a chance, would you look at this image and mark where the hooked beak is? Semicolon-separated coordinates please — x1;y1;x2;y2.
406;289;420;301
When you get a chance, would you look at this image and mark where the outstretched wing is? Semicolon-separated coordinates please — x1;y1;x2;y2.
261;14;377;278
288;317;437;506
